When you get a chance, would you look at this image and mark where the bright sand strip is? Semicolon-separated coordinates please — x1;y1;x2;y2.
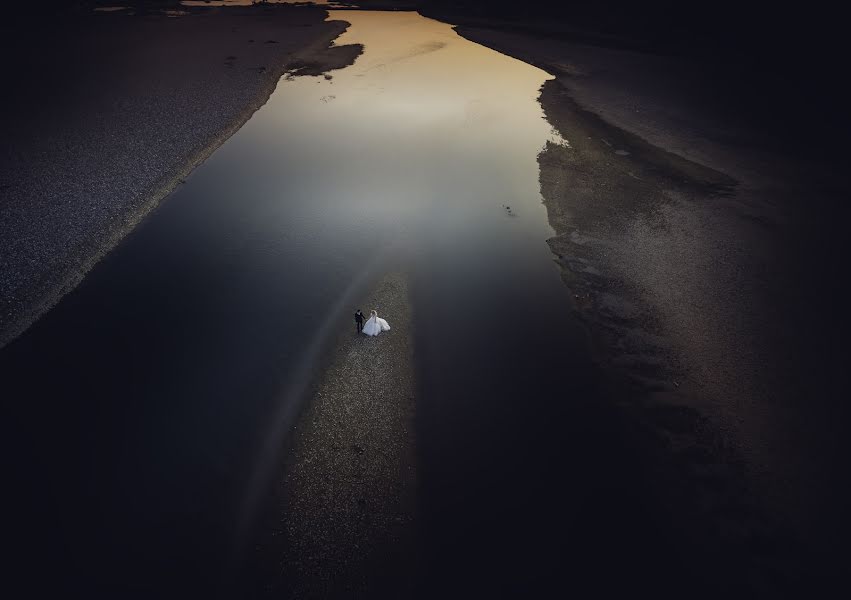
250;272;418;597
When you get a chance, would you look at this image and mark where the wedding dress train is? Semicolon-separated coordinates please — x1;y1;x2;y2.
362;310;390;336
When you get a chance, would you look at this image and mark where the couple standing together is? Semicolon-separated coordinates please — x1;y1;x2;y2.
355;309;390;336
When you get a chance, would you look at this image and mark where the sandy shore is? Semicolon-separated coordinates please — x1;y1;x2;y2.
243;272;418;598
0;4;361;348
447;21;849;594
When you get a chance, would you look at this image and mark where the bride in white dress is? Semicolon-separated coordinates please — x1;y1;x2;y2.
362;309;390;336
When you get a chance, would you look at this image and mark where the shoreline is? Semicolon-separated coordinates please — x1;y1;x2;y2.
449;20;848;592
0;4;362;349
243;272;418;597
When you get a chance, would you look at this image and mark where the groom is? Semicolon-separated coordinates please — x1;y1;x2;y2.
355;309;365;333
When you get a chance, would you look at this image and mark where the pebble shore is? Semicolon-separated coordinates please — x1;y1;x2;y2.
0;5;361;347
248;272;418;598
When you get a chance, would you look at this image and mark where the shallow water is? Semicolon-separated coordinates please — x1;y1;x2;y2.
1;11;647;595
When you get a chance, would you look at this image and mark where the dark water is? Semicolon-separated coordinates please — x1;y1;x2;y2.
3;12;697;597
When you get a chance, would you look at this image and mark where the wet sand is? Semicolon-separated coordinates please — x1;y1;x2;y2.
0;4;362;348
448;22;850;594
244;273;418;598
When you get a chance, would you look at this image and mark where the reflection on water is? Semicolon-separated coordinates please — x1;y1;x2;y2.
318;13;602;594
259;10;565;263
2;10;616;596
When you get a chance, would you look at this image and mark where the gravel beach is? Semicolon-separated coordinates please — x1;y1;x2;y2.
0;4;362;348
244;272;418;598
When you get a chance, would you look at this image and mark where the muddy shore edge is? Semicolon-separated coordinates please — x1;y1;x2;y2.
0;5;362;349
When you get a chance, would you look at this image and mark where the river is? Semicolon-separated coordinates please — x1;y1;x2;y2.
2;10;690;597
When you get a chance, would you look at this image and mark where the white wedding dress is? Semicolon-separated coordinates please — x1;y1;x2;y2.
362;310;390;336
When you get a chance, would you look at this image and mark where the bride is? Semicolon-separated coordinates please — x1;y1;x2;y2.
362;309;390;336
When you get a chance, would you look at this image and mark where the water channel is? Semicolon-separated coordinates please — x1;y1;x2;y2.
2;10;674;596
